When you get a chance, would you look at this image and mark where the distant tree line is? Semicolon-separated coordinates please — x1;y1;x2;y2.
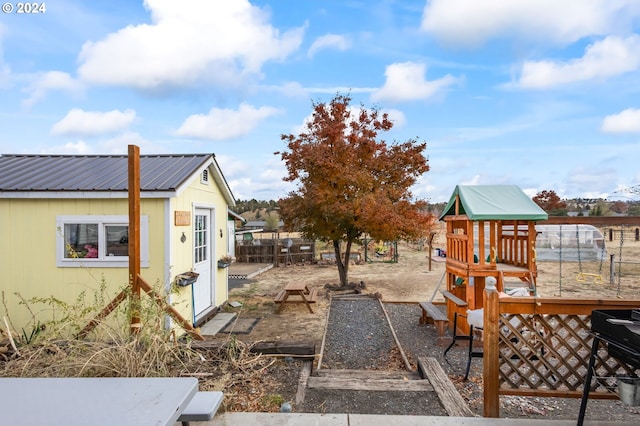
234;199;278;214
235;191;640;220
533;189;640;216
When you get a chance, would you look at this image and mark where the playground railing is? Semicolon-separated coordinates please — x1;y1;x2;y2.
481;290;640;417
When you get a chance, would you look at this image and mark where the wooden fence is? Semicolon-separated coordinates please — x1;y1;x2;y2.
235;238;315;264
482;289;640;417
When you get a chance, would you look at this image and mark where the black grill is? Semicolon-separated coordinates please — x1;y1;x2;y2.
591;309;640;369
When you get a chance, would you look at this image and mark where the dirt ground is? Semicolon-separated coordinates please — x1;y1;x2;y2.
206;231;640;418
220;231;640;345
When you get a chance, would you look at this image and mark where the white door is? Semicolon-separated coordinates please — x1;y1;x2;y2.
227;220;235;257
193;208;214;321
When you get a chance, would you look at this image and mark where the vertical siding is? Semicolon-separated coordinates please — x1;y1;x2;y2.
0;197;166;332
170;171;230;318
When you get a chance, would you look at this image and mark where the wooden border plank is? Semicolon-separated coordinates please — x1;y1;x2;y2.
295;361;312;404
306;376;434;392
418;357;473;417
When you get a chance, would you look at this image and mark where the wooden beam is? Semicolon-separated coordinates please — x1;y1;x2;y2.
137;275;204;341
77;289;127;339
498;297;640;315
483;283;500;418
540;216;640;226
307;376;433;392
295;361;312;404
418;357;473;417
128;145;141;333
192;340;316;355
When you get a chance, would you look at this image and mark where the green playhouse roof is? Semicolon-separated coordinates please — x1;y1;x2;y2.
439;185;548;221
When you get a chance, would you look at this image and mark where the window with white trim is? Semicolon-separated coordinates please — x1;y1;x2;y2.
56;216;149;267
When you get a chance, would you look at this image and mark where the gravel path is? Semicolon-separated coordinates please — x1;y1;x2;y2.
303;296;449;415
303;297;640;422
320;297;397;370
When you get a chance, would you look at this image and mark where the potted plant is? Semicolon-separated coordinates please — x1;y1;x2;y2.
175;271;199;286
217;255;233;268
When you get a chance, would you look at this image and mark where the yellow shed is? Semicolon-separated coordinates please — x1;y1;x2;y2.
0;153;235;332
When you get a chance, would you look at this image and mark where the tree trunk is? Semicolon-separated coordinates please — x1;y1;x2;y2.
333;240;350;287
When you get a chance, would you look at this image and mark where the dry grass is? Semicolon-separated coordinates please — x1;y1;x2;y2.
0;282;288;413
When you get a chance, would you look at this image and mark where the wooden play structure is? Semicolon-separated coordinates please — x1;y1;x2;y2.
439;185;548;333
435;187;640;418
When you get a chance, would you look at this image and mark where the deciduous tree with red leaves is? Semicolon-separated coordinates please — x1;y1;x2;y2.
276;94;433;287
533;190;567;215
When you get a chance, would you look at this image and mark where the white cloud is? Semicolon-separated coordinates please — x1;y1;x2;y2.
371;62;458;103
513;36;640;89
566;166;618;195
39;140;93;155
51;108;136;136
217;155;291;200
100;131;161;154
305;86;377;94
77;0;304;91
307;34;350;58
290;105;406;142
601;108;640;133
175;103;281;140
421;0;640;47
385;109;406;128
22;71;84;108
38;132;162;156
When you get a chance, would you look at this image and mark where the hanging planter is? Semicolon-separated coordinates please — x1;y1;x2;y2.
176;271;199;286
218;255;233;269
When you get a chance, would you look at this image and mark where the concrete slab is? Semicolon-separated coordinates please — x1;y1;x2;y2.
228;263;273;279
195;413;640;426
349;415;638;425
209;413;348;425
200;313;236;336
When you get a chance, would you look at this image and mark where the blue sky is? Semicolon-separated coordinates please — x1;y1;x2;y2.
1;0;639;203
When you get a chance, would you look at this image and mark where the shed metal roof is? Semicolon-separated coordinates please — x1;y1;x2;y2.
439;185;548;221
0;154;235;204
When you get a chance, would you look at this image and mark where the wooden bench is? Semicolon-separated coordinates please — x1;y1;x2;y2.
274;284;318;313
418;302;448;337
307;288;318;302
441;290;468;307
274;288;318;304
274;290;287;303
178;391;224;426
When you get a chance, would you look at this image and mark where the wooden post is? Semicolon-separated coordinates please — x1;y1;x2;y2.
274;234;279;267
610;254;615;285
478;220;485;264
528;222;536;270
138;275;203;341
483;276;500;418
128;145;141;333
77;289;128;339
428;231;436;272
489;221;496;263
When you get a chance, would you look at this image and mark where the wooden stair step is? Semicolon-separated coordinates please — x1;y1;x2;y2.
316;369;420;380
308;369;432;392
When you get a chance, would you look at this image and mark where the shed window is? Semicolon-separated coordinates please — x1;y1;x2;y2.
56;216;149;267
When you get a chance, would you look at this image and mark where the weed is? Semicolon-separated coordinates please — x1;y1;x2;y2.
263;393;284;406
